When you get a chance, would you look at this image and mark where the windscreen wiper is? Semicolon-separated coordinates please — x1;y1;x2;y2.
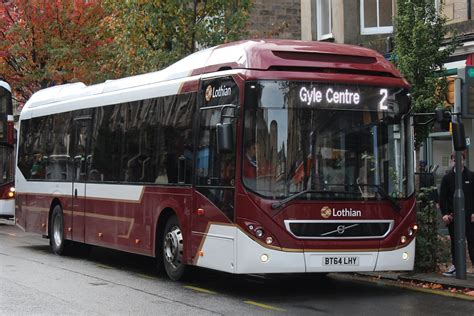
271;189;359;210
271;189;314;210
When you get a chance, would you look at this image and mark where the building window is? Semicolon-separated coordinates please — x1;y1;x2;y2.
316;0;332;40
360;0;393;35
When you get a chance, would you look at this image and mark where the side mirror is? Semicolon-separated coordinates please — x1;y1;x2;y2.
452;120;467;151
216;123;234;154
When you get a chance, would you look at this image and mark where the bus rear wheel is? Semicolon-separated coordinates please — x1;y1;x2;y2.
162;215;186;281
49;205;68;255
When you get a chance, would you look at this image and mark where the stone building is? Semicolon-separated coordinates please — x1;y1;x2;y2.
301;0;474;186
248;0;301;39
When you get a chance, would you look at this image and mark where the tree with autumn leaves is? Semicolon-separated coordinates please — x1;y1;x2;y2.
0;0;251;107
104;0;251;76
0;0;117;105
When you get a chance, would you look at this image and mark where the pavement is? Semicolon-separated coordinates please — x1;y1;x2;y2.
356;270;474;291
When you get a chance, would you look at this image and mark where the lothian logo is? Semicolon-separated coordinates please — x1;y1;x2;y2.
205;85;213;102
205;84;232;102
321;206;332;218
321;206;362;218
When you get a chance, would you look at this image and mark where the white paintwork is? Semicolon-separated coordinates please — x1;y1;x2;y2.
15;170;143;202
0;199;14;217
374;238;415;271
0;80;11;92
20;47;216;120
196;224;415;274
25;76;198;119
194;225;236;273
235;227;306;274
84;183;143;202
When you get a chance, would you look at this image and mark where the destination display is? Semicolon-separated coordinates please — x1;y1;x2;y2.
253;81;409;113
295;83;402;112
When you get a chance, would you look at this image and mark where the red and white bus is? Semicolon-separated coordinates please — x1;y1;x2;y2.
16;40;416;280
0;80;15;220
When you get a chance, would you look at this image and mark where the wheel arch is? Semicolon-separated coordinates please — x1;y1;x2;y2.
154;207;177;257
48;198;62;238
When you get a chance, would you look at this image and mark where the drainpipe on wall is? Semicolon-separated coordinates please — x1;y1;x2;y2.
469;0;472;20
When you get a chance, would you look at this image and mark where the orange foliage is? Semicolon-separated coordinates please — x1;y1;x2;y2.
0;0;117;106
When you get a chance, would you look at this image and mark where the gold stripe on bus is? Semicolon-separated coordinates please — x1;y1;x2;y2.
24;205;135;239
23;206;49;213
83;213;135;239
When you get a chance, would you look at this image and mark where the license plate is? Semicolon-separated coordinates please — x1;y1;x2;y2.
323;256;360;266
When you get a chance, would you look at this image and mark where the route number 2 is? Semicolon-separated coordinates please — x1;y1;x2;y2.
379;89;388;110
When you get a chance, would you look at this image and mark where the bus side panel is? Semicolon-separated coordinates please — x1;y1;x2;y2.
21;192;50;236
82;185;192;257
15;171;73;238
14;192;26;230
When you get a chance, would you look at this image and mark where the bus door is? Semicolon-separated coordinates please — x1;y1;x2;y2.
191;77;239;272
71;114;92;243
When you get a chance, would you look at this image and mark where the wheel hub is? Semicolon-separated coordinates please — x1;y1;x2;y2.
53;215;62;247
164;226;183;269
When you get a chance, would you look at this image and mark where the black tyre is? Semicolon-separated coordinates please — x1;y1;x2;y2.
155;228;165;276
49;205;69;255
162;215;186;281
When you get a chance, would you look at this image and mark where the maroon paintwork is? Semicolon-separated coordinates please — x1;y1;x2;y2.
0;181;14;200
17;39;415;266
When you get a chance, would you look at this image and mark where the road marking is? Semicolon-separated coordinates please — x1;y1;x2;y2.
183;285;217;294
96;264;114;270
136;273;156;280
244;300;286;312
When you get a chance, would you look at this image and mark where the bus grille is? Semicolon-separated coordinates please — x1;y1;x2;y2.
284;220;393;239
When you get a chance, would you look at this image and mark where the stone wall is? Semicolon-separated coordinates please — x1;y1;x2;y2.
443;0;470;23
248;0;301;39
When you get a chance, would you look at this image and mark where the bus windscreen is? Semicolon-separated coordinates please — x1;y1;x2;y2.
243;80;414;200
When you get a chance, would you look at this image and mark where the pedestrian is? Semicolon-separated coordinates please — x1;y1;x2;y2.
438;152;474;276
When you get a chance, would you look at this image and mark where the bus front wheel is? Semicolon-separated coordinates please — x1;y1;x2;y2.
162;215;186;280
49;205;68;255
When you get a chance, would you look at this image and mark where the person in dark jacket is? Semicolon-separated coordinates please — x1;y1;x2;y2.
439;153;474;276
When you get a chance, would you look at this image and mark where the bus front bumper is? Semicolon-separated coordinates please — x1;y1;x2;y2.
0;199;15;218
195;224;415;274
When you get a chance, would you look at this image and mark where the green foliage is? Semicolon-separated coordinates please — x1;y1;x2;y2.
415;186;449;272
394;0;458;148
103;0;252;76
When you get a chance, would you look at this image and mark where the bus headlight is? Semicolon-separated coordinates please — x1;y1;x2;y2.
400;236;407;244
8;187;15;198
255;228;264;238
